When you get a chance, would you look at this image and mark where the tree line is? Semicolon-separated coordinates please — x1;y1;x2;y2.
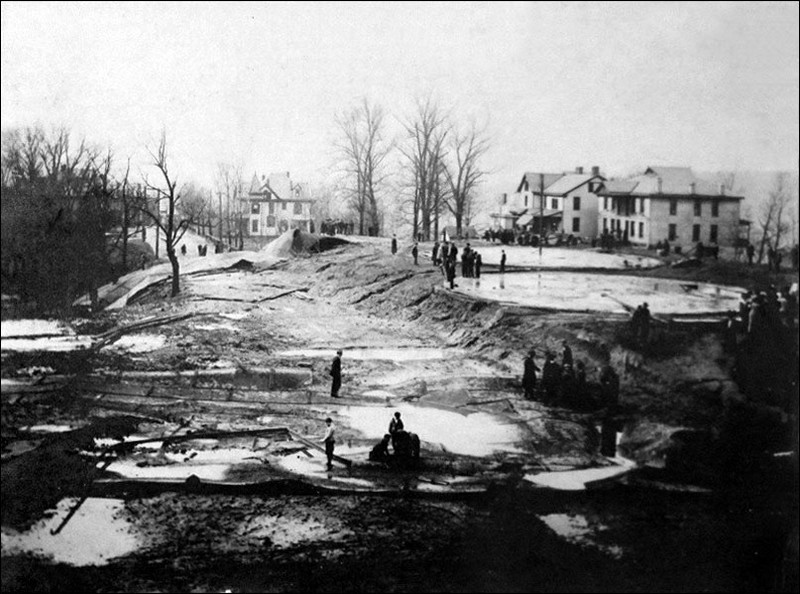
334;97;490;241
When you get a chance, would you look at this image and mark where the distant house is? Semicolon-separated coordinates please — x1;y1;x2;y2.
244;172;314;237
596;166;744;248
491;166;604;239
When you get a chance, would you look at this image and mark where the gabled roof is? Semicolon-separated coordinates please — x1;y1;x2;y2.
597;166;744;199
517;172;563;193
543;174;604;196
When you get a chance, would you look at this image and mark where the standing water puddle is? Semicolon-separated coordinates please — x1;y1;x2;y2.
338;403;525;457
103;447;266;481
277;347;458;361
524;456;636;490
1;498;139;566
539;513;623;558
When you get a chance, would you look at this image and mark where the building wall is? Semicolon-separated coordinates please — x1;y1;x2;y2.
559;185;600;239
648;197;741;248
248;200;313;236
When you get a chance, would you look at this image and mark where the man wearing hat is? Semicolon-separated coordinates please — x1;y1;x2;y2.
330;350;342;398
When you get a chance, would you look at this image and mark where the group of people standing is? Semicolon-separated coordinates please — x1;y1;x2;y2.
523;341;619;410
430;241;484;289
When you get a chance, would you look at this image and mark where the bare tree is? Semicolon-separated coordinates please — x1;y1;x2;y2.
140;132;201;297
399;97;449;241
215;162;244;249
335;98;392;236
443;121;489;237
756;172;793;264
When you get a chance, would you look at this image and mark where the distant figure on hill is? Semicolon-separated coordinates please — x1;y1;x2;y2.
330;350;342;398
412;242;419;265
432;241;440;266
474;252;482;278
391;234;398;255
500;249;506;273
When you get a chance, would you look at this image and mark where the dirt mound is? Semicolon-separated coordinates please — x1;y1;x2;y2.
260;229;349;259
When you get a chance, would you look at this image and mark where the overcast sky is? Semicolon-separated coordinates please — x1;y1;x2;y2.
2;1;798;200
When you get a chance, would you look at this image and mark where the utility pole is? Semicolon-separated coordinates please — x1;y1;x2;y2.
217;190;223;245
538;173;545;260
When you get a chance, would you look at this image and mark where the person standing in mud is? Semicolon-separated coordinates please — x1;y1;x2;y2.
432;241;440;266
449;241;458;263
321;417;336;470
391;234;398;255
599;364;620;409
500;249;506;273
639;302;651;343
561;341;573;367
474;252;482;278
446;258;457;289
389;412;404;451
412;242;419;265
522;350;540;400
542;353;561;403
330;350;342;398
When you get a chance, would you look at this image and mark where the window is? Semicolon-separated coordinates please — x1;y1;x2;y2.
711;200;719;217
669;198;677;215
282;202;287;211
668;224;677;241
268;202;275;214
294;202;302;215
251;202;260;214
572;217;580;232
551;198;558;210
639;222;644;238
692;224;701;242
524;195;528;207
710;224;718;243
694;199;701;217
603;218;608;231
502;194;507;205
603;197;608;211
251;219;259;233
267;215;275;227
573;196;580;211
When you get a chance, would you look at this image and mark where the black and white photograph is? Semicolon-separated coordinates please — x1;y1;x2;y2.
1;2;798;592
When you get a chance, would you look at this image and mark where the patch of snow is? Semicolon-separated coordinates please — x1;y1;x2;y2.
1;498;139;566
108;334;166;353
474;245;660;269
104;447;265;481
22;424;74;433
0;319;72;338
1;336;94;352
219;312;249;320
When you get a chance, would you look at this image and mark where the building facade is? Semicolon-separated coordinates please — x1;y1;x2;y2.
490;167;604;240
245;172;314;237
596;167;744;249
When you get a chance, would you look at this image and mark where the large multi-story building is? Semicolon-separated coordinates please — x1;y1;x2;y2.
244;172;314;237
596;166;744;249
490;166;605;239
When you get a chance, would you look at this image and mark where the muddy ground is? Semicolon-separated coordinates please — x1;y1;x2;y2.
1;239;798;592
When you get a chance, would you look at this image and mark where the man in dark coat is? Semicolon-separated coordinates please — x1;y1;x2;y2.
474;252;482;278
432;242;440;266
391;234;398;255
449;242;458;263
561;341;573;367
522;350;540;400
330;350;342;398
500;249;507;273
542;353;561;403
412;242;419;265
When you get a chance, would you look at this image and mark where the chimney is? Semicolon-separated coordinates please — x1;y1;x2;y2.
576;166;584;174
719;184;726;196
690;182;696;195
657;177;663;193
286;171;290;178
591;166;600;176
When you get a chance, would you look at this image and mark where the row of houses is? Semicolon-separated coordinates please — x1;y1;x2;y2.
491;166;746;249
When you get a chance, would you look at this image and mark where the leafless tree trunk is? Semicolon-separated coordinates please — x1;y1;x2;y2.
140;131;200;297
757;172;792;263
335;99;391;236
444;121;489;237
400;97;449;241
